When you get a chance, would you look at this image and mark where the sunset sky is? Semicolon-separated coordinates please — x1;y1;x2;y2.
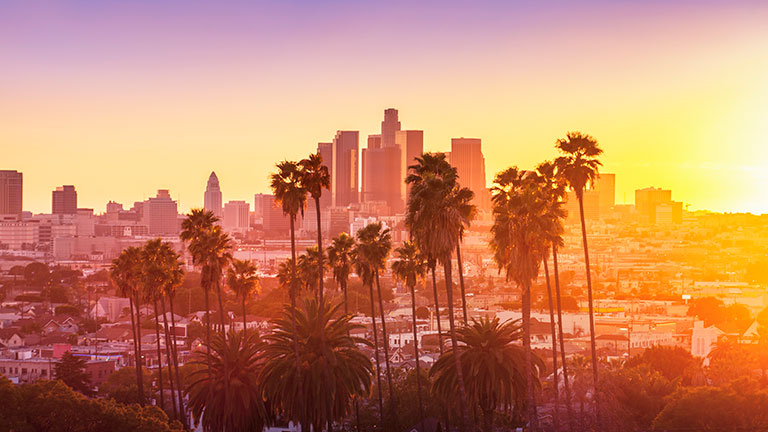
3;0;768;214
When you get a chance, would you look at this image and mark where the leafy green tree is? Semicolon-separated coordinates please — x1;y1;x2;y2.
54;304;81;316
24;262;50;288
261;299;373;431
626;346;703;385
707;336;757;385
599;366;676;432
99;366;152;405
55;351;94;396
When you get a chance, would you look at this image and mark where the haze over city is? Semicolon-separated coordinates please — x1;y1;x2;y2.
4;0;768;214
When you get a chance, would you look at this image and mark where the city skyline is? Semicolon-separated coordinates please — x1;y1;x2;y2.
3;1;768;214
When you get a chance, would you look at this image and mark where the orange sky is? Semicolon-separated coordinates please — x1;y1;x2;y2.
3;1;768;214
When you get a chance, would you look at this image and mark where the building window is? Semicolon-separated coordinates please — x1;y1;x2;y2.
21;368;27;374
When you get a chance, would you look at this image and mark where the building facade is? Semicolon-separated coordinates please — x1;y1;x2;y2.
0;170;23;218
52;185;77;215
204;171;223;218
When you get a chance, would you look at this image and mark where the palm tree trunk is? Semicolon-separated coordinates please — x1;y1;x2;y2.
578;194;600;425
482;406;494;432
367;279;385;425
152;298;165;413
543;257;560;432
409;281;426;432
342;278;349;317
160;300;178;420
289;215;305;432
168;295;186;428
442;258;470;432
242;297;247;337
522;279;538;432
430;263;443;354
553;245;575;432
456;242;468;325
133;291;145;406
128;295;145;406
215;277;227;340
204;287;212;380
375;270;398;431
315;197;324;304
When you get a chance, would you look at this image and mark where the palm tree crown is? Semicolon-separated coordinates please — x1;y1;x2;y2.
270;160;307;220
391;241;426;290
554;132;603;199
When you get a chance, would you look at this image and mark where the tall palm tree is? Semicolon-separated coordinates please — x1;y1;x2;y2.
392;241;427;431
269;160;308;431
187;330;270;431
452;185;476;325
110;246;146;406
200;226;233;337
327;232;356;316
299;152;331;303
261;299;373;432
406;152;471;431
140;239;173;416
538;160;574;432
226;259;260;338
157;244;187;428
431;317;545;432
555;131;603;422
427;256;444;353
181;209;219;372
490;167;559;431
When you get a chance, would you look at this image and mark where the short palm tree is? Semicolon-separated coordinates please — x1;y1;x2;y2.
431;317;544;432
261;299;373;432
327;232;356;316
110;246;146;406
555;132;603;421
226;259;261;338
490;167;559;431
391;241;427;431
297;246;323;300
406;152;471;430
187;330;269;431
355;222;397;429
299;152;331;303
269;160;308;429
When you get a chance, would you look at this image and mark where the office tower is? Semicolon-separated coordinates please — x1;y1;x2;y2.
564;189;600;223
0;170;23;218
594;173;616;215
450;138;490;211
143;189;180;235
331;131;359;207
635;187;682;224
262;194;297;234
52;185;77;215
204;172;223;218
381;108;401;148
317;142;333;209
367;135;382;149
106;201;123;214
395;130;424;204
361;145;402;213
223;200;250;232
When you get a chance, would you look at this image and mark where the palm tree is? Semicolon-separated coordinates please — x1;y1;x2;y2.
327;232;356;316
392;241;427;431
299;152;331;303
297;246;323;300
181;209;219;372
538;160;574;432
452;185;476;325
406;152;471;431
490;167;559;431
555;131;603;422
187;330;270;431
157;243;187;428
140;239;173;416
261;299;373;432
110;246;146;406
226;259;260;337
201;226;233;337
269;160;308;430
431;318;545;432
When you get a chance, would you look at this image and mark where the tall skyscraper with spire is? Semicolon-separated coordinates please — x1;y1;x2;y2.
204;171;223;218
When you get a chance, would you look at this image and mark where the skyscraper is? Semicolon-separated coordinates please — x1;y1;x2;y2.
450;138;490;211
317;142;333;209
204;172;223;218
0;170;23;218
380;108;401;148
635;187;682;224
143;189;180;235
223;200;250;233
52;185;77;214
395;130;424;204
594;173;616;215
361;145;402;213
331;131;359;207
